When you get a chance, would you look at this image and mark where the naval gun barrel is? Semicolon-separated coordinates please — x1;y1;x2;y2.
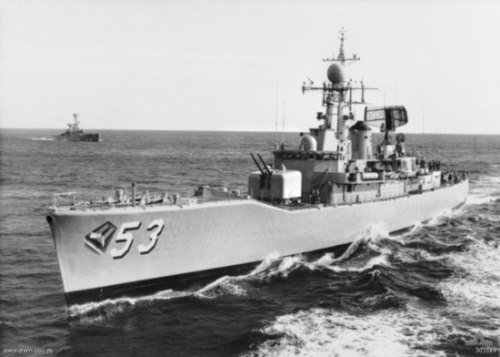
257;154;272;176
250;153;265;175
132;182;136;207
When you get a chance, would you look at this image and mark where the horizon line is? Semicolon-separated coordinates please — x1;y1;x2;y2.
1;127;500;136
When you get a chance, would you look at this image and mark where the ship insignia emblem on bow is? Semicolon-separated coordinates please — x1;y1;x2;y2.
84;221;117;254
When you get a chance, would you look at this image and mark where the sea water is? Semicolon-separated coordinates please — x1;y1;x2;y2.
1;129;499;356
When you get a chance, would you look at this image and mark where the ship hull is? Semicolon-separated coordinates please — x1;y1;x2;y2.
58;133;100;142
47;181;468;305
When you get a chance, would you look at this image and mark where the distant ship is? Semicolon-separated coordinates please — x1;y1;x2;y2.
57;113;99;142
46;30;468;306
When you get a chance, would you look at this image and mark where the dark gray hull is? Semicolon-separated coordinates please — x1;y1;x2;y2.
59;133;100;142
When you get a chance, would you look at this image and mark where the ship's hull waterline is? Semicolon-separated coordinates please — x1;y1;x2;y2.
47;180;468;305
57;133;100;142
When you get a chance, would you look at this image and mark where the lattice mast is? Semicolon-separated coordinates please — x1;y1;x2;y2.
302;28;375;151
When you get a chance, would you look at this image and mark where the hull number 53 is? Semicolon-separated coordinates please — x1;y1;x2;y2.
111;219;165;259
85;219;165;259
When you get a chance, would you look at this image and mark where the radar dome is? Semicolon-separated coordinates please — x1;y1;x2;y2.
327;63;344;85
299;134;317;151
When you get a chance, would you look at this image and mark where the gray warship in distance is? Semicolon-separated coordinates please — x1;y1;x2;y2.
46;30;468;306
57;113;99;142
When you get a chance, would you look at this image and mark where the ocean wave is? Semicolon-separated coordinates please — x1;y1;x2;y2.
469;174;500;201
68;289;193;321
68;258;266;319
473;174;500;186
243;297;500;357
423;208;465;227
194;275;248;299
66;244;386;320
468;194;500;206
242;306;461;357
0;320;19;337
325;254;391;273
439;239;500;328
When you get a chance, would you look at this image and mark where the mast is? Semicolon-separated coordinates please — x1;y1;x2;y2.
322;28;359;65
338;29;345;64
72;113;80;131
302;29;374;153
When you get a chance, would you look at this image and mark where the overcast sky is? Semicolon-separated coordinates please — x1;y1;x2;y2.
1;0;499;134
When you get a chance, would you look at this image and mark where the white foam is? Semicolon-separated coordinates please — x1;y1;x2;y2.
451;239;500;280
68;288;193;318
243;307;452;357
326;254;391;273
273;255;305;278
30;137;55;141
70;271;255;317
474;174;500;186
466;193;496;205
438;239;500;328
245;252;282;277
68;253;289;318
329;236;369;264
469;173;500;201
402;222;423;237
441;278;500;326
477;213;500;223
311;253;335;267
427;208;457;226
195;275;247;299
246;254;309;280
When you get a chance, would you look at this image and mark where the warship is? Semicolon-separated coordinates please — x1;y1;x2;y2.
46;31;468;306
57;113;100;142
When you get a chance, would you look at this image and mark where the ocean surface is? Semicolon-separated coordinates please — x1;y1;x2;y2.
1;129;499;357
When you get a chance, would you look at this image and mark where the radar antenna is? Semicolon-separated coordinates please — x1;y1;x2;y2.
322;28;359;65
301;29;377;144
